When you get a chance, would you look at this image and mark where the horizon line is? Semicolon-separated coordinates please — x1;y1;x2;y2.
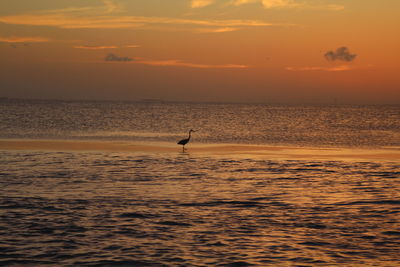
1;96;399;106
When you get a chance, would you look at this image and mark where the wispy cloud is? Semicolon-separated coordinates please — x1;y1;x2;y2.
135;58;248;69
0;13;277;29
286;65;353;72
231;0;257;6
191;0;215;8
196;27;240;33
103;55;248;69
44;0;121;15
0;14;141;29
0;0;286;32
262;0;300;9
75;44;140;49
0;36;50;43
230;0;344;10
75;45;117;50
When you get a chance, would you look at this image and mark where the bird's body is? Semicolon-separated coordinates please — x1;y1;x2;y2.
177;129;195;150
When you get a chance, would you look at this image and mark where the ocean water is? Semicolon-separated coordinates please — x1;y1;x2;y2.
1;99;400;266
0;99;399;147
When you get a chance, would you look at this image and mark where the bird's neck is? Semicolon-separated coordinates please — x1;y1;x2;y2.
188;131;191;139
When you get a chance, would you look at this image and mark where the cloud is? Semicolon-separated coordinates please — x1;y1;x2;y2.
261;0;299;8
0;36;50;43
75;44;140;49
101;55;248;69
45;0;121;15
231;0;344;10
325;47;357;62
135;59;248;69
191;0;215;8
196;27;240;33
231;0;258;6
286;65;353;72
0;0;286;32
125;45;141;48
0;13;277;29
75;45;117;50
0;14;142;29
198;0;298;8
105;53;133;62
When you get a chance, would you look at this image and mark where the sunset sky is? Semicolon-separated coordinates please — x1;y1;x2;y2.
0;0;399;103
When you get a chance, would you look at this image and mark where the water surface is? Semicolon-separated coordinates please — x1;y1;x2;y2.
0;99;399;266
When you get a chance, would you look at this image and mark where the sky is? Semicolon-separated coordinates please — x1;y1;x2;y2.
0;0;399;103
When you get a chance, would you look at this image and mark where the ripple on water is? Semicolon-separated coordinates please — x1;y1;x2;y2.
117;212;154;219
1;150;400;266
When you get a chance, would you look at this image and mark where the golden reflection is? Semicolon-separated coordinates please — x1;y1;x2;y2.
1;139;398;162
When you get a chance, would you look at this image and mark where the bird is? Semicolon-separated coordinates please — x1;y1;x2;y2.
177;129;195;151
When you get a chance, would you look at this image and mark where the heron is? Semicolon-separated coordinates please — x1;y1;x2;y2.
177;129;195;151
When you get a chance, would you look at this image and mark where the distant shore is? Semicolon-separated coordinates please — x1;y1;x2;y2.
1;139;399;162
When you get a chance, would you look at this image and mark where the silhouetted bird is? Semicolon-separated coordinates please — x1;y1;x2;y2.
177;129;195;150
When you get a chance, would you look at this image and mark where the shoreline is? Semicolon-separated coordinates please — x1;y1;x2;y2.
0;139;399;161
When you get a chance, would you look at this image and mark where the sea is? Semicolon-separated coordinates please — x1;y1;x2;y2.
0;99;399;266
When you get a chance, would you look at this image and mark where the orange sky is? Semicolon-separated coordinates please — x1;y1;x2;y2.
0;0;399;103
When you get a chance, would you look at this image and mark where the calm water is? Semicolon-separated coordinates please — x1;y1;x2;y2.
0;99;399;147
1;99;400;266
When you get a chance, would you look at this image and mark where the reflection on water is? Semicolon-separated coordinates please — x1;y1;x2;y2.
0;99;399;148
74;131;182;138
1;150;399;266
